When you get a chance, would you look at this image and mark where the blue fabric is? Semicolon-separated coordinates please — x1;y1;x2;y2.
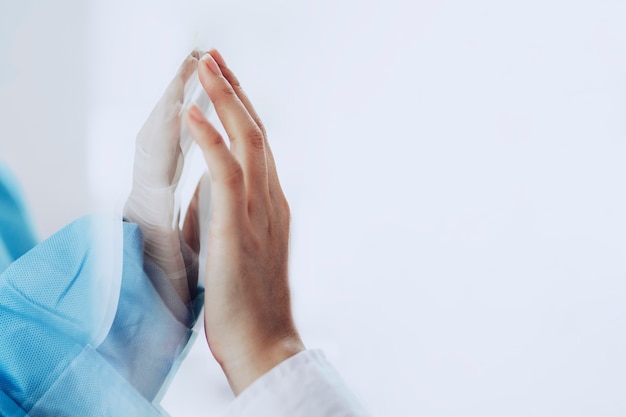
96;222;201;402
0;167;203;416
0;390;25;417
28;346;169;417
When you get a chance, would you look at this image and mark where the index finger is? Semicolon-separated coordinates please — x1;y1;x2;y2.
184;104;246;224
196;52;269;200
207;49;283;201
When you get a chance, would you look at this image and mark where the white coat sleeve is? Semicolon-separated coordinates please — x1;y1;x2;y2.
219;350;371;417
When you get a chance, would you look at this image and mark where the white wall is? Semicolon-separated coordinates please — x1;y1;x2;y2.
0;0;90;237
3;0;626;415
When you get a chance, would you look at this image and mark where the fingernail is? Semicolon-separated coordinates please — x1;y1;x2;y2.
201;53;222;76
210;49;226;67
188;104;204;122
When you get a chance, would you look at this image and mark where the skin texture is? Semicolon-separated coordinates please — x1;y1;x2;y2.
184;49;305;395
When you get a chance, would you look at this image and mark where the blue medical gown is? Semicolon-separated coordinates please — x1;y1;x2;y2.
0;167;203;416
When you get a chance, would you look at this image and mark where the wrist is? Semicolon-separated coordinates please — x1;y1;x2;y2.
220;336;305;395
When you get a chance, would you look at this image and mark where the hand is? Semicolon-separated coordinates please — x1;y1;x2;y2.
124;51;203;305
184;49;305;395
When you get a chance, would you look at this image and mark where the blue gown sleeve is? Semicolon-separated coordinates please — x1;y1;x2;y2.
0;166;203;416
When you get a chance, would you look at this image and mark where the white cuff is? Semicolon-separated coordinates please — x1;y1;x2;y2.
220;350;370;417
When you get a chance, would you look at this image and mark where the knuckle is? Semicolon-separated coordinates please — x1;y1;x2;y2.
282;198;291;220
274;195;291;222
219;84;237;99
220;162;244;188
220;83;236;97
245;127;265;151
210;84;238;106
257;120;267;137
203;131;224;147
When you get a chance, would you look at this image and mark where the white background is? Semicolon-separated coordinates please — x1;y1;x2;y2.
2;0;626;416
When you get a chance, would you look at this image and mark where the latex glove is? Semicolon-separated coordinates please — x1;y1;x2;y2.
181;171;212;290
124;50;211;306
184;49;305;395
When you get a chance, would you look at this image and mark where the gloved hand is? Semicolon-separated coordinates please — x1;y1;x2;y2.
124;50;211;307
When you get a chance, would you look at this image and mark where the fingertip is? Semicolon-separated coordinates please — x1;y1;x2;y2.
191;49;203;60
187;50;200;64
208;49;227;67
185;105;225;152
179;53;199;83
187;104;205;124
200;52;222;77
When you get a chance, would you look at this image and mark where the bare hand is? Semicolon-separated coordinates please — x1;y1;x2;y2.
184;49;304;395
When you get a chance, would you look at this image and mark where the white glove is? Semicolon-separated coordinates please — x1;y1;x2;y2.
124;50;212;306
